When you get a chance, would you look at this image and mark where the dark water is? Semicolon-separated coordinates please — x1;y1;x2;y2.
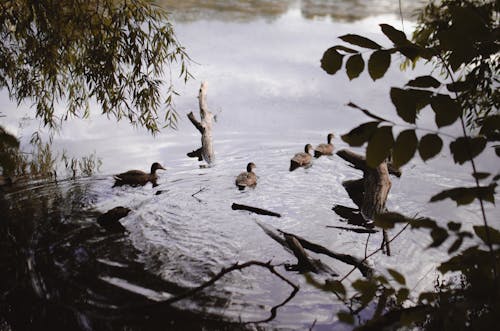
1;1;498;330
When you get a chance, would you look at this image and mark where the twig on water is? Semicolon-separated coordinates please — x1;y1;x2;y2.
191;187;206;202
339;223;411;282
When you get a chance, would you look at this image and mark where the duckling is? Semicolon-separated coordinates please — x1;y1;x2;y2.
314;133;335;158
113;162;166;187
235;162;257;190
290;144;313;171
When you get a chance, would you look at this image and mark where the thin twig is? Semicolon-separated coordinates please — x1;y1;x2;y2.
339;223;411;282
365;233;371;259
191;187;206;202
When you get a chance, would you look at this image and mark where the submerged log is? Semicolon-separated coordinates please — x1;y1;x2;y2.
278;229;373;277
232;203;281;218
187;82;214;165
326;225;378;234
257;222;373;278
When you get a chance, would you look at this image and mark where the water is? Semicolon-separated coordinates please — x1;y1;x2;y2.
1;1;499;330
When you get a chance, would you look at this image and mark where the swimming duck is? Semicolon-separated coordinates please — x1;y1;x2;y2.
290;144;313;171
235;162;257;190
113;162;166;187
314;133;335;158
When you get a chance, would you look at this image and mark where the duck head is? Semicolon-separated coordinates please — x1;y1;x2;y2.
246;162;256;172
327;133;335;143
150;162;166;174
305;144;313;154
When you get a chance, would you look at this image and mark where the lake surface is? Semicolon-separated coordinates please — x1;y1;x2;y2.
1;1;498;330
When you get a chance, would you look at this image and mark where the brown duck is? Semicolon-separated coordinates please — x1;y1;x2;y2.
314;133;334;158
235;162;257;190
289;144;313;171
113;162;166;187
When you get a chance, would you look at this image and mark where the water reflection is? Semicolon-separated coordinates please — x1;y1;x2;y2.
159;0;423;22
0;180;251;330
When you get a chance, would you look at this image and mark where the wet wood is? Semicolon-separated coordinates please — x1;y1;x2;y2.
256;222;337;276
187;82;214;165
256;222;372;278
361;162;391;221
336;149;401;177
336;149;393;255
232;203;281;218
326;225;378;234
278;229;373;278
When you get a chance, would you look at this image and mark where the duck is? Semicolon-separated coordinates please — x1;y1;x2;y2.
289;144;313;171
235;162;257;190
314;133;335;158
113;162;166;187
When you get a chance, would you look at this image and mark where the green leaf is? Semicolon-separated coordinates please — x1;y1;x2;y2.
321;47;344;75
396;288;409;304
430;94;462;128
398;44;427;61
430;184;496;205
345;54;364;80
410;217;437;229
473;225;500;245
337;311;354;324
447;221;461;232
324;280;346;296
366;126;394;168
388;268;406;285
393;130;417;168
446;80;470;92
374;212;412;229
390;88;432;124
472;172;491;180
448;237;463;253
429;227;449;247
346;103;389;122
479;115;500;141
341;121;379;147
339;34;382;49
380;24;408;46
406;76;441;88
449;137;486;164
352;279;378;305
418;134;443;161
368;50;391;81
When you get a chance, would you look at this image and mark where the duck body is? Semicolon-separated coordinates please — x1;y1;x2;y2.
236;162;257;190
290;144;313;171
314;133;334;158
113;162;166;187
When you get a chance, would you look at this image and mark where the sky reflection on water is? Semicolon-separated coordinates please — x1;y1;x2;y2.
1;2;499;330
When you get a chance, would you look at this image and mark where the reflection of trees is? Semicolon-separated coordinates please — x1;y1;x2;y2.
0;181;246;330
158;0;292;22
158;0;423;22
0;125;101;182
301;0;423;22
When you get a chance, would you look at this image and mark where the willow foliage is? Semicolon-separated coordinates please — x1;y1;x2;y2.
0;0;191;133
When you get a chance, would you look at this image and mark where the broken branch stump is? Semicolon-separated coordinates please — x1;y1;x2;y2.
187;82;214;165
